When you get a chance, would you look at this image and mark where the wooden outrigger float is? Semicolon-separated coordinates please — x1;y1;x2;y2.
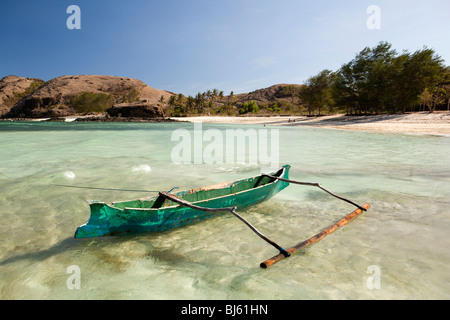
259;203;370;268
73;164;370;268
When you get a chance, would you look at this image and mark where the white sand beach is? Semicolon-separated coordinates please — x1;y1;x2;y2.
173;111;450;135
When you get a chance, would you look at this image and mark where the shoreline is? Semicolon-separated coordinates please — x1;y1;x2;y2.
2;111;449;136
172;111;450;136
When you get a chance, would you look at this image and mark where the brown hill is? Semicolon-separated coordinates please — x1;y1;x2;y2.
190;84;303;115
0;75;45;116
3;75;174;118
234;83;302;106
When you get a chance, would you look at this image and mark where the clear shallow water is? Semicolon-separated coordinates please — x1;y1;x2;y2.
0;121;449;300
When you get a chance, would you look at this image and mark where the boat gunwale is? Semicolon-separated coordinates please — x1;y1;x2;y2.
100;166;288;212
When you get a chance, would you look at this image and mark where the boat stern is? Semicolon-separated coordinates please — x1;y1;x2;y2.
74;201;112;238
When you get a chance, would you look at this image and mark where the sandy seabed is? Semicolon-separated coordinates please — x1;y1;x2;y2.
173;111;450;136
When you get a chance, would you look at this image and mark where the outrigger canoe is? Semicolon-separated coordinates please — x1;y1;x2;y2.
75;165;291;239
73;164;370;268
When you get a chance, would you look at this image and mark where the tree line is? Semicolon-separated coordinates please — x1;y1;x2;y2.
158;42;449;117
161;87;301;116
299;42;450;115
161;89;238;116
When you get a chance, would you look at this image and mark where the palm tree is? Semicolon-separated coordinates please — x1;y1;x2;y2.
176;93;185;106
167;95;176;115
159;95;166;107
186;96;194;114
212;89;218;102
195;92;205;114
228;91;235;105
168;95;176;107
206;90;212;101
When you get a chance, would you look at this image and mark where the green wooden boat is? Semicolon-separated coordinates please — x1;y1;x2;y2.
74;165;291;238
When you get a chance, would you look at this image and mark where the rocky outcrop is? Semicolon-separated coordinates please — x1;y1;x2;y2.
0;75;44;116
3;75;173;118
107;101;165;118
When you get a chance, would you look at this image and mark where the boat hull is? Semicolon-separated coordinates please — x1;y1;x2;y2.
75;165;290;238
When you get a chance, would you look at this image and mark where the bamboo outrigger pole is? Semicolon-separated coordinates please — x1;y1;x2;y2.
262;174;367;212
260;203;370;269
159;192;291;258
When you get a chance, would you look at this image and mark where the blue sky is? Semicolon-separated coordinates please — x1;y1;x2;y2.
1;0;449;96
